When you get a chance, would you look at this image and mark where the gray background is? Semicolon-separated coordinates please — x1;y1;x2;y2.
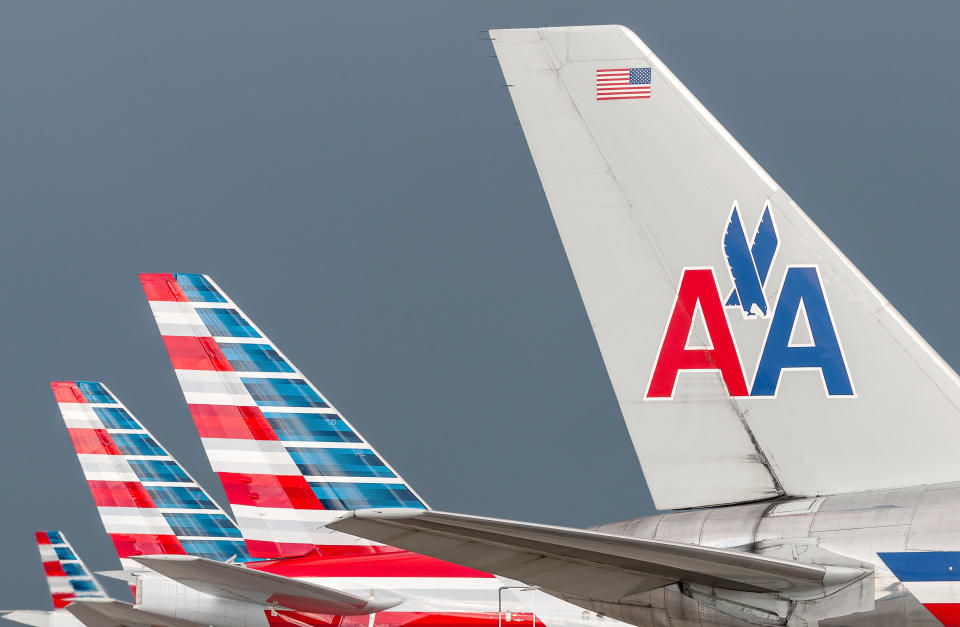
1;0;958;605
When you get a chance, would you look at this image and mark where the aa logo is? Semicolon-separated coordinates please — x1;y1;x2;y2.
646;203;854;399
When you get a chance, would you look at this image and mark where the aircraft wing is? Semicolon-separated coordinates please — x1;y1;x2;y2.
329;510;868;603
65;599;206;627
133;555;401;615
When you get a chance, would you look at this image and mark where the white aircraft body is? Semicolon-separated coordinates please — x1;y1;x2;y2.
325;25;960;627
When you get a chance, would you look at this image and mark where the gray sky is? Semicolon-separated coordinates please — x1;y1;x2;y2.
2;0;960;607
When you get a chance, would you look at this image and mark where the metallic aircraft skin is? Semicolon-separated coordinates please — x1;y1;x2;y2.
589;487;953;626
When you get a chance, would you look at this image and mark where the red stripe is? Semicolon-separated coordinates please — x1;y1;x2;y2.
219;472;323;509
266;612;538;627
597;96;652;100
249;549;495;579
35;531;51;545
51;381;87;403
42;561;66;576
139;273;189;302
110;533;186;558
190;404;278;440
88;480;156;509
51;593;75;609
163;336;233;371
245;539;321;560
925;604;960;626
596;68;629;73
68;429;122;455
376;613;544;627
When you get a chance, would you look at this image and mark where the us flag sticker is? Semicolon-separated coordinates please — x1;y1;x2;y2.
596;67;652;100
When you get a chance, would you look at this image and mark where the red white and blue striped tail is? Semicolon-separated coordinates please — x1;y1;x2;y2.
51;381;251;570
879;551;960;626
139;273;428;559
34;530;107;609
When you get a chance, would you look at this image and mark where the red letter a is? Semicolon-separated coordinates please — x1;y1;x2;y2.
646;268;748;398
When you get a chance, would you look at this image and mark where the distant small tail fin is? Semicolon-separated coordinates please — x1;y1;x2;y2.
34;531;106;609
139;274;427;559
51;381;250;568
492;25;960;509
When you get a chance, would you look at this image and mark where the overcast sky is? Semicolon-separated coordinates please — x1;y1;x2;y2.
2;0;959;607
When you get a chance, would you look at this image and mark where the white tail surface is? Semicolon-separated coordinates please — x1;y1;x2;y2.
491;25;960;509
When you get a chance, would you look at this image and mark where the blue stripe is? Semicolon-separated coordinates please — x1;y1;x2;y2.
145;486;219;510
45;531;65;544
128;460;190;483
263;412;361;443
61;562;86;577
175;274;227;303
54;547;76;561
69;579;98;593
242;378;328;408
878;551;960;582
180;539;252;563
309;482;424;509
287;448;395;478
196;308;261;338
77;382;114;404
92;407;140;430
111;433;165;456
162;513;243;538
220;343;294;373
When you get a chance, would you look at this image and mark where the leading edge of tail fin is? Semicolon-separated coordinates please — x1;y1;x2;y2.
491;26;960;509
51;381;251;568
35;531;106;609
139;274;427;559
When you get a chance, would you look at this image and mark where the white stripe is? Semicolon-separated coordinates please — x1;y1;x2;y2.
229;371;309;379
58;405;106;429
303;475;406;484
231;504;348;523
46;577;73;593
257;406;338;415
97;508;175;535
903;580;960;603
175;536;245;542
280;441;367;450
215;337;271;344
77;455;137;482
152;508;224;515
38;545;59;561
301;577;499;590
191;301;235;309
201;438;302;475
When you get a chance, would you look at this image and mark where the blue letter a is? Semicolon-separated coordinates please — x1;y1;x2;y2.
752;266;854;397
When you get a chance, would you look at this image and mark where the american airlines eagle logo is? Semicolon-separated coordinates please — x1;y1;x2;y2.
646;204;854;399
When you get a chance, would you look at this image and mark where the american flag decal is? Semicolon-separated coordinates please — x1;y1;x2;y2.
596;67;652;100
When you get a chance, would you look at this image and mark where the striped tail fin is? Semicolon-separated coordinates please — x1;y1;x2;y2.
35;531;106;609
51;381;251;569
139;273;427;559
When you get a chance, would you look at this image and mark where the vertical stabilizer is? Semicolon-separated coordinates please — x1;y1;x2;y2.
35;531;106;609
51;381;250;568
140;274;427;558
492;25;960;508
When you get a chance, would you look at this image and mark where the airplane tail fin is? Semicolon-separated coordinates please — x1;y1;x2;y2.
139;273;427;559
35;531;106;609
491;25;960;509
51;381;250;568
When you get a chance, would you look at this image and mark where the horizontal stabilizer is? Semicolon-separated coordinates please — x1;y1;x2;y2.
329;510;869;604
65;599;204;627
1;611;59;627
133;555;400;615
